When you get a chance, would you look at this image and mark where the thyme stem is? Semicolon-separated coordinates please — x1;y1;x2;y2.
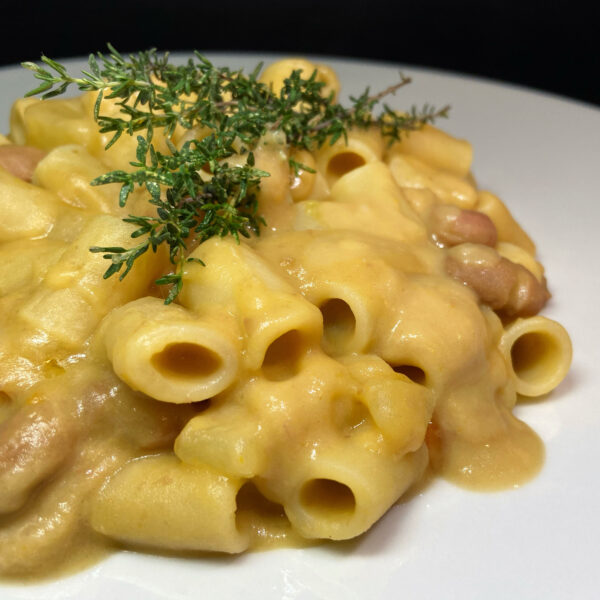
23;46;449;303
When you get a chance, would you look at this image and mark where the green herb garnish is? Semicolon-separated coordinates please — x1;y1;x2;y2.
23;45;449;303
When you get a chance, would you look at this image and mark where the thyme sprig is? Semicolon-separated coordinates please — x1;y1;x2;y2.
23;46;449;302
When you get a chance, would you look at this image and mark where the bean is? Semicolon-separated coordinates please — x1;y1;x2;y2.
0;144;46;182
447;243;550;317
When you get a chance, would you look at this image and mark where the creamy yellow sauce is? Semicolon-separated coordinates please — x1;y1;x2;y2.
0;58;572;579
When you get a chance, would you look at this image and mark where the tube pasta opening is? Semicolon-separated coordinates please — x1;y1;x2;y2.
316;291;373;355
511;334;564;392
392;365;427;386
320;298;356;352
152;343;223;379
300;479;356;518
234;481;300;548
262;329;306;381
236;480;283;515
316;128;384;187
500;316;572;397
327;152;366;180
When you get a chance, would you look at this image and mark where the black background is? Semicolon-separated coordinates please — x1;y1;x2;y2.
1;0;599;107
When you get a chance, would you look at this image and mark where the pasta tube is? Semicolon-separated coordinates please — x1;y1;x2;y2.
180;237;323;376
500;316;572;397
259;443;428;541
387;152;477;209
33;145;126;214
102;297;241;404
386;124;473;177
90;454;248;552
175;404;266;478
476;191;536;254
259;58;340;102
18;215;162;348
315;127;385;186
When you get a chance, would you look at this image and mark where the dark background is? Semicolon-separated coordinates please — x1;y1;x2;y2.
1;0;598;107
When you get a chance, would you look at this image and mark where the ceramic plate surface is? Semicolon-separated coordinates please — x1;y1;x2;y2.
1;54;599;600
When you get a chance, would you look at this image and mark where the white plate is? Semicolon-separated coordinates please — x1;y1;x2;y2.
1;54;599;600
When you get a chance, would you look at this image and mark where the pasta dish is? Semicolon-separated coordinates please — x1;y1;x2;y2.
0;54;572;578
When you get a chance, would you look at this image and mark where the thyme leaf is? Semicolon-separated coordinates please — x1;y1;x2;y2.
24;46;449;302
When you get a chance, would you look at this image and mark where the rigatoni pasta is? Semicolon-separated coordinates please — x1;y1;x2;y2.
0;55;572;579
499;316;572;397
102;297;242;403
